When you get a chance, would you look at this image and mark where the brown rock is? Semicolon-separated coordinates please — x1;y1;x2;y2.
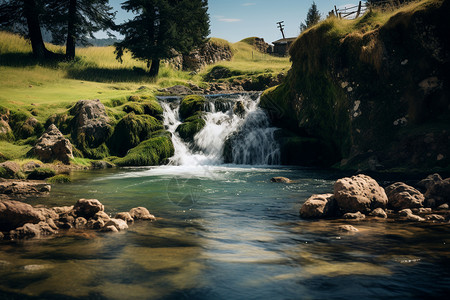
425;214;445;221
0;181;51;200
51;206;74;215
32;124;73;164
9;221;56;239
412;207;432;214
385;182;425;210
337;225;359;232
93;211;110;223
101;225;119;233
334;174;388;213
73;199;104;219
343;211;366;220
0;161;20;178
104;218;128;231
437;203;449;210
86;218;105;230
299;194;336;218
270;177;291;183
0;200;45;231
425;178;450;206
129;207;155;221
22;161;42;172
417;173;442;190
369;208;388;218
406;214;425;222
115;212;134;223
399;208;413;216
74;217;88;229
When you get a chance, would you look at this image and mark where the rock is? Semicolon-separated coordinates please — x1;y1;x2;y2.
93;211;111;223
437;203;449;210
399;208;413;216
406;214;425;222
369;207;388;218
35;207;58;220
299;194;336;218
71;99;111;148
0;232;3;240
342;211;366;220
32;124;73;164
73;199;104;219
86;218;105;230
270;177;291;183
417;173;442;190
9;221;56;239
129;207;155;221
104;218;128;231
0;181;51;200
425;178;450;206
425;214;445;221
233;101;246;118
74;217;87;229
333;174;388;213
46;218;58;230
0;161;20;178
115;212;134;223
385;182;425;210
22;161;42;172
0;200;45;231
412;207;432;214
90;161;114;169
158;85;193;95
337;225;359;232
101;225;119;233
51;206;74;215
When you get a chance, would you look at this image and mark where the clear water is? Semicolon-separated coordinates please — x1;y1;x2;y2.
1;166;450;299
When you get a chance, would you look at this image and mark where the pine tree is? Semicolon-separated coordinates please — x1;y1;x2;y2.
300;2;321;32
0;0;55;59
115;0;210;77
45;0;116;59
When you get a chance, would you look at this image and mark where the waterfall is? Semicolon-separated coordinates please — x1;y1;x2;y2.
160;93;280;166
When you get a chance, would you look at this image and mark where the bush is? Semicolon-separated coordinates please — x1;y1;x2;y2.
27;167;56;180
113;133;174;166
108;113;164;156
47;174;71;183
179;95;206;119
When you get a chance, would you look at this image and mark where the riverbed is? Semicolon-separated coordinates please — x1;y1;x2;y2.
1;166;449;299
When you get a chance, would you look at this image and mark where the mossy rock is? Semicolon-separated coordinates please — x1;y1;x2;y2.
179;95;206;119
47;174;71;184
123;100;164;120
76;141;110;160
176;113;206;142
0;166;9;178
113;134;174;166
27;167;56;180
45;113;74;135
0;120;14;141
108;113;164;156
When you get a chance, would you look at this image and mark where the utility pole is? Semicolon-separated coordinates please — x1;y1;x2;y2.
277;21;286;40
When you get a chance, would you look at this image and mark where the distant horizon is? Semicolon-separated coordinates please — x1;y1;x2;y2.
100;0;362;44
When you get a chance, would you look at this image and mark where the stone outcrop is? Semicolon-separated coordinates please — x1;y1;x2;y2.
385;182;425;210
300;194;336;218
0;180;51;200
70;100;111;148
32;124;73;164
1;198;156;240
333;175;388;213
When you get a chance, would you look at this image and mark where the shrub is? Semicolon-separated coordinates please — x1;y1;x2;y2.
27;167;56;180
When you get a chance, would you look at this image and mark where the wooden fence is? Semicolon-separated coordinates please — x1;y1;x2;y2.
330;0;412;20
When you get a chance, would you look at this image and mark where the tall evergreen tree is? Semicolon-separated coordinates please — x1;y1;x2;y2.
300;1;321;32
115;0;210;77
45;0;116;59
0;0;54;59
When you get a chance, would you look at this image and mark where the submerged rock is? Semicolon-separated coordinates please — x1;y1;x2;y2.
337;225;359;232
300;194;336;218
334;174;388;213
342;211;366;220
115;212;134;223
271;177;291;183
385;182;424;210
369;208;388;218
104;219;128;231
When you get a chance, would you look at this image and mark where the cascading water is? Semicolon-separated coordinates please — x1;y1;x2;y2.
161;93;280;166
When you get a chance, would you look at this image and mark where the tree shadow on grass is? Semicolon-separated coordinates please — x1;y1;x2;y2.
66;66;154;83
0;52;62;68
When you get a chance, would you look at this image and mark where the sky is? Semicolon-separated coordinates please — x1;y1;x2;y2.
106;0;360;44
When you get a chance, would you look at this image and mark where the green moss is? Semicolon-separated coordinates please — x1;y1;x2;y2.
179;95;206;119
27;167;56;180
113;134;174;166
0;166;9;178
0;121;14;141
123;100;163;119
47;174;71;183
108;113;164;156
123;102;145;115
176;113;206;142
45;113;74;135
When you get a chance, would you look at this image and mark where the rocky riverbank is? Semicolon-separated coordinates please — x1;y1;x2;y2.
297;173;450;231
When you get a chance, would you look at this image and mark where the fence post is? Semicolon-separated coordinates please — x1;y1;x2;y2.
334;5;339;18
356;1;362;18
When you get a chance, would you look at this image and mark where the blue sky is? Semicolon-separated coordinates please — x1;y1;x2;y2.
107;0;360;43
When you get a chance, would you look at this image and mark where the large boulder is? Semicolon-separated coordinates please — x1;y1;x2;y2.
0;200;45;231
70;99;111;148
32;124;73;164
417;173;443;191
73;199;104;219
333;174;388;213
425;178;450;207
385;182;425;210
300;194;337;218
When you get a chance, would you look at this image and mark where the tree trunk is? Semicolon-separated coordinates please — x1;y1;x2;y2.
149;59;160;77
66;0;77;60
23;0;50;59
